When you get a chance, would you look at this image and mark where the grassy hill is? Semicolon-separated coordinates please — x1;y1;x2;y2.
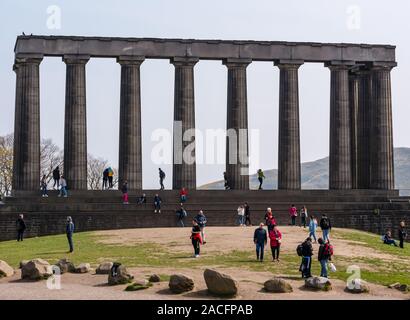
200;147;410;194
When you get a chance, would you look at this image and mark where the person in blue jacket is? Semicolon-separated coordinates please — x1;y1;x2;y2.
66;216;75;253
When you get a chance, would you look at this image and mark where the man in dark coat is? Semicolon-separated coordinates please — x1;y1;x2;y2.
66;216;75;253
16;214;26;242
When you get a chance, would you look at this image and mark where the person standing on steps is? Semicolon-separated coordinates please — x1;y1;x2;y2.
190;220;202;258
244;202;251;226
398;221;407;249
298;237;313;278
300;205;308;228
289;204;297;226
223;172;230;190
253;223;267;262
257;169;265;190
52;166;60;190
108;167;114;189
269;225;282;262
194;210;207;244
16;214;26;242
121;181;129;204
308;215;318;243
102;168;109;190
319;214;332;242
41;174;48;197
58;175;68;197
159;168;165;190
66;216;75;253
154;194;162;213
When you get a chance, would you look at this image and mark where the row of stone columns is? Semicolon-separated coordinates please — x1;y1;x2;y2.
12;55;395;191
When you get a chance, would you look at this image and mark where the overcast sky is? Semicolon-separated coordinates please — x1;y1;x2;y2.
0;0;409;188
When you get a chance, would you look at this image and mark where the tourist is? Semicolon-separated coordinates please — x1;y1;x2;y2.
52;166;60;190
190;220;202;258
269;225;282;262
298;237;313;278
180;187;188;204
16;214;26;242
194;210;207;244
382;230;398;247
265;210;277;232
319;214;332;242
137;193;147;205
253;223;267;262
159;168;165;190
237;205;245;226
289;204;297;226
108;167;114;189
300;205;308;228
257;169;265;190
176;205;187;227
264;207;274;225
102;168;109;190
398;221;407;249
154;194;162;213
121;181;129;204
58;175;68;197
244;202;251;226
308;215;318;243
66;216;75;253
318;238;333;278
223;171;230;190
41;174;48;197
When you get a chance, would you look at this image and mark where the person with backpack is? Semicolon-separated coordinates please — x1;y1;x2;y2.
159;168;165;190
58;175;68;197
52;166;60;190
237;205;245;226
66;216;75;253
194;210;207;244
308;215;318;243
223;172;230;190
244;202;251;226
16;214;26;242
398;221;407;249
41;174;48;197
269;225;282;262
102;168;109;190
298;237;313;278
180;187;188;204
108;167;114;189
289;204;297;226
320;214;332;242
257;169;265;190
154;194;162;213
318;238;333;278
300;205;308;228
253;223;267;262
121;181;129;204
190;220;202;258
176;205;187;227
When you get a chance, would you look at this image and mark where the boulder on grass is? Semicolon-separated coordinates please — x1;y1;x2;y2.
96;262;113;275
345;279;370;293
399;284;409;292
74;263;91;274
203;268;238;296
19;260;29;269
304;277;332;291
21;259;53;281
169;274;194;293
55;259;75;274
264;277;293;293
108;264;133;285
0;260;14;278
149;274;161;283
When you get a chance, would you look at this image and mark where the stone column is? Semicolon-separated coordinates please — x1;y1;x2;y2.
12;54;43;191
223;58;251;190
63;55;90;190
349;71;360;189
326;61;354;190
171;57;199;190
369;62;396;190
275;60;303;190
117;56;144;190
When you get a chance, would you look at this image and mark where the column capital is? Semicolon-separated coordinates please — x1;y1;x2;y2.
274;59;304;69
117;56;145;66
325;60;355;70
223;58;252;68
370;61;397;71
63;54;90;65
13;53;43;71
170;57;199;67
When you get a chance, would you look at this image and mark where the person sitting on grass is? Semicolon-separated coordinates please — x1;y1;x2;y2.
382;230;398;247
190;220;202;258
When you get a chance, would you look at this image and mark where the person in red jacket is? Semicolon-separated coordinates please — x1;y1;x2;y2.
289;204;297;226
180;187;188;205
190;220;202;258
269;225;282;262
265;209;277;232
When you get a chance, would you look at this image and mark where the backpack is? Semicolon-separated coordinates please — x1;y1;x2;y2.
323;243;334;257
296;244;304;256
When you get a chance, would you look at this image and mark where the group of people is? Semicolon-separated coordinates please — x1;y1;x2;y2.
382;221;407;249
102;167;114;190
237;202;251;226
39;166;68;197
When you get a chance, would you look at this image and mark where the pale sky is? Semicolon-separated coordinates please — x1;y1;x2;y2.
0;0;409;188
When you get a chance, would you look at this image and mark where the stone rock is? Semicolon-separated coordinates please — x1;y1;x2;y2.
74;263;91;274
388;282;401;289
264;277;293;293
345;279;370;293
125;282;153;291
19;260;29;269
203;268;238;296
149;274;161;283
0;260;14;278
134;279;149;286
304;276;332;291
108;264;134;285
21;259;53;281
169;274;194;293
96;262;113;275
399;284;409;292
55;259;75;274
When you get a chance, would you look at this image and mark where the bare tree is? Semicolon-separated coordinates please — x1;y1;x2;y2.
0;134;13;196
40;138;64;186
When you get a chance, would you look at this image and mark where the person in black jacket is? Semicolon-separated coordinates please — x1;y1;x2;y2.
16;214;26;242
299;237;313;278
66;216;75;253
52;166;60;189
244;202;251;226
319;214;332;242
398;221;407;249
318;238;332;278
159;168;165;190
253;223;267;261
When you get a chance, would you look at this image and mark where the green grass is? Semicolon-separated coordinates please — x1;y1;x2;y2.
0;228;409;288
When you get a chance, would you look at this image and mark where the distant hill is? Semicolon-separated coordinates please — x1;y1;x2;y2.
199;147;410;194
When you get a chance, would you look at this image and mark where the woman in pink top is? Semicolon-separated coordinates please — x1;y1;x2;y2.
289;204;297;226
